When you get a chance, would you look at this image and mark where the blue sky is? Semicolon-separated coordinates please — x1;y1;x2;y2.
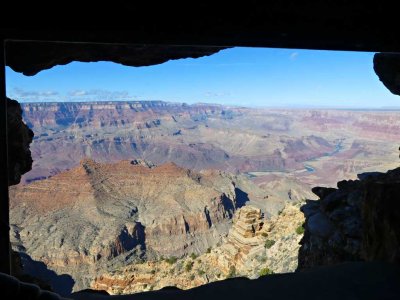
5;47;400;108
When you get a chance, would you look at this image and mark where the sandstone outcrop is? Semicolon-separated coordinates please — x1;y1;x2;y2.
216;206;265;274
215;203;304;276
298;167;400;269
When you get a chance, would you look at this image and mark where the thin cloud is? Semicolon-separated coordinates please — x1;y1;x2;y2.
290;52;299;60
68;90;94;97
205;91;232;97
9;88;59;101
12;87;58;97
68;89;131;101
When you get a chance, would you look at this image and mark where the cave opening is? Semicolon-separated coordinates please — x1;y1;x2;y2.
2;38;400;299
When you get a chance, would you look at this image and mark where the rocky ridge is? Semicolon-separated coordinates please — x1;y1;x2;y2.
9;159;274;291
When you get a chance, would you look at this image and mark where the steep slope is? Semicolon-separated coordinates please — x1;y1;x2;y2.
9;159;270;291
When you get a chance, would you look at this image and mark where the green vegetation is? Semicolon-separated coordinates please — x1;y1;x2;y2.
261;232;268;237
296;223;305;235
185;261;194;272
150;269;156;275
259;267;274;276
189;274;195;281
190;253;198;260
165;256;178;264
264;239;276;249
227;266;236;278
197;269;205;276
206;247;212;253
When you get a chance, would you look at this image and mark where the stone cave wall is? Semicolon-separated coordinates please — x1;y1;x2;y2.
298;168;400;270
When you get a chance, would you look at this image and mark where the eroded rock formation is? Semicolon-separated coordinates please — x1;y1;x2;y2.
216;206;265;273
298;167;400;269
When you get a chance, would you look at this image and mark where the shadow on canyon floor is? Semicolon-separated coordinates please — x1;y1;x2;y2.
18;252;75;297
234;188;249;208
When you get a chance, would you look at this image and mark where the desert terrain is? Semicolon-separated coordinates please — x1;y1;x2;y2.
9;101;400;294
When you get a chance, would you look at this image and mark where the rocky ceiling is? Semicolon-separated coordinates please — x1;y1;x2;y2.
4;42;227;76
373;53;400;97
1;2;400;95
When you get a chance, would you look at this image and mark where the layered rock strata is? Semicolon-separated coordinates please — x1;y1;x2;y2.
216;206;265;273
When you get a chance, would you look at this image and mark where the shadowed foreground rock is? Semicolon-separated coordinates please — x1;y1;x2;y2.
374;53;400;96
71;262;400;300
5;42;227;76
7;98;34;186
298;167;400;269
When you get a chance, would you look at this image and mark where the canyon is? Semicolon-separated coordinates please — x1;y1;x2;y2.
9;100;400;295
10;159;267;291
21;101;400;190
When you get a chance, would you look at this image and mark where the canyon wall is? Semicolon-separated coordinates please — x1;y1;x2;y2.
9;159;274;291
20;101;400;189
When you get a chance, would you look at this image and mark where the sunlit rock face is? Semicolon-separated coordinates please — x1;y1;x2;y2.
9;159;268;291
90;204;304;295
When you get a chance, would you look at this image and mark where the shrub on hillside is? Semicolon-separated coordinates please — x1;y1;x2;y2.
264;239;276;249
259;267;274;276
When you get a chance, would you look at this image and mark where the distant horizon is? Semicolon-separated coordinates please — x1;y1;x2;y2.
15;99;400;110
6;47;400;108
